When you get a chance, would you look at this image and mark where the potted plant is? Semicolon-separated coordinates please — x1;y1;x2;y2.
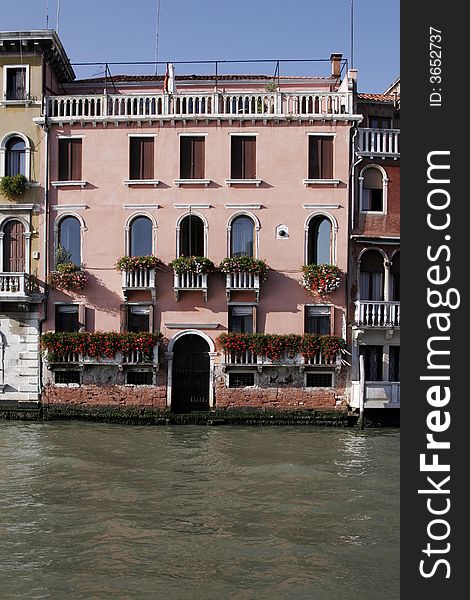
0;174;27;199
115;255;164;271
218;256;268;277
169;256;215;274
300;264;341;296
49;245;87;291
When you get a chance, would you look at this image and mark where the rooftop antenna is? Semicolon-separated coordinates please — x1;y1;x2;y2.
350;0;354;69
154;0;161;75
46;0;49;28
56;0;61;34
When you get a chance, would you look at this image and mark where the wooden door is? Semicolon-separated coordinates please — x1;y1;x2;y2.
3;220;25;272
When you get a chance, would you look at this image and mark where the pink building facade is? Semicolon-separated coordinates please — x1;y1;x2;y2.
37;54;363;413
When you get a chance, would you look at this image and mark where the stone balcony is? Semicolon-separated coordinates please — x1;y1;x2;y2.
41;90;358;124
121;268;156;300
225;272;260;302
223;350;342;369
173;271;208;302
356;128;400;159
354;301;400;328
46;346;159;368
0;273;33;302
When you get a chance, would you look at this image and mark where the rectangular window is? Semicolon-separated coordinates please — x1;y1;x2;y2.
231;136;256;179
360;345;383;381
55;305;80;333
126;371;153;385
180;136;205;179
229;305;254;333
5;66;27;100
229;372;255;388
58;138;82;181
55;371;81;384
305;306;331;335
129;137;154;180
369;116;392;129
308;136;333;179
126;305;152;333
389;346;400;382
306;373;333;387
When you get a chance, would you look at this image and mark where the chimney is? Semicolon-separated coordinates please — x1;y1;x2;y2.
330;53;342;78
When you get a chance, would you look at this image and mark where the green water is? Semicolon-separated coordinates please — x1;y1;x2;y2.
0;422;399;600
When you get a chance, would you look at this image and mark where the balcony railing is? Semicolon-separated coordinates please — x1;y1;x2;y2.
0;273;30;298
48;345;159;367
354;301;400;328
225;272;260;301
45;90;354;122
357;128;400;158
223;350;341;368
350;381;400;409
121;267;156;300
173;271;208;302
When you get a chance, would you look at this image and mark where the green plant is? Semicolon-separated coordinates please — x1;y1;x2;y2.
217;333;345;361
49;246;87;290
265;80;278;92
0;174;27;199
41;331;163;360
301;264;341;296
115;255;164;271
169;256;215;274
218;257;268;277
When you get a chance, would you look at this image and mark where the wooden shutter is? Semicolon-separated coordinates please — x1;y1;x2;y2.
193;137;205;179
329;305;335;335
4;220;25;272
120;304;128;332
244;137;256;179
321;138;333;179
70;139;82;181
142;138;154;180
231;136;242;178
180;137;191;178
148;304;154;333
308;136;320;179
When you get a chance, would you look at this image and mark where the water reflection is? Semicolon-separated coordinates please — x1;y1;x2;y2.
0;423;399;600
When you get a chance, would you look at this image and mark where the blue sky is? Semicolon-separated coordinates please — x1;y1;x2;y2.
1;0;399;92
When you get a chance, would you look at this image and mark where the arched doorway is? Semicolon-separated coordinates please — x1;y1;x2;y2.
171;334;210;412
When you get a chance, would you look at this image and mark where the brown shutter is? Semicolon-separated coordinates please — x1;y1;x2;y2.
129;137;140;179
180;137;191;178
142;138;154;180
231;136;242;178
120;304;128;332
193;137;205;179
244;137;256;179
329;306;335;335
252;305;257;334
4;220;25;272
308;136;320;179
70;139;82;181
321;138;333;179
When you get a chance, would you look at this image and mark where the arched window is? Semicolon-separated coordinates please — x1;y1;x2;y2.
307;216;332;264
179;214;204;256
5;136;26;176
361;166;385;212
3;219;25;272
231;216;255;257
360;250;384;300
58;216;81;266
130;216;153;256
391;252;400;301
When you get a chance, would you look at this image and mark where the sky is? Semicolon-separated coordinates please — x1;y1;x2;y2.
1;0;399;92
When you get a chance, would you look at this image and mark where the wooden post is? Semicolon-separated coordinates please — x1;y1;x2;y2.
358;353;365;429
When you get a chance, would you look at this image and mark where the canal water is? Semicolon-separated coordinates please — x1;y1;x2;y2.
0;423;399;600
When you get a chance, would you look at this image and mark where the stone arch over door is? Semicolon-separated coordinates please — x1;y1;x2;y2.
167;330;216;412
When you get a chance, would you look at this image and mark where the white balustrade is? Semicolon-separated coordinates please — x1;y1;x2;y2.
173;271;207;289
0;273;29;296
49;345;159;366
225;272;259;290
355;301;400;327
46;91;353;122
122;268;155;290
357;128;400;157
224;351;341;367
